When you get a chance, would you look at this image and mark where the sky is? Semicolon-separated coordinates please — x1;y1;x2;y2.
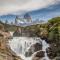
0;0;60;23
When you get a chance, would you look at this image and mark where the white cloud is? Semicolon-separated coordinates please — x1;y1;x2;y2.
0;0;60;15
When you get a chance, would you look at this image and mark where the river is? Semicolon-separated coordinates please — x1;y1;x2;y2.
8;32;50;60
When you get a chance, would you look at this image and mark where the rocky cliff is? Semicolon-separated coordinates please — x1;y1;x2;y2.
0;37;22;60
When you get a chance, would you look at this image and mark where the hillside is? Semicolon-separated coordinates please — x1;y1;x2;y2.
0;21;22;31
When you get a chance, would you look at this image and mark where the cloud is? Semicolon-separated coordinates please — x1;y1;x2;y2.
0;0;60;15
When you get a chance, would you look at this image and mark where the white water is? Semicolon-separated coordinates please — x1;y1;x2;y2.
8;33;50;60
41;40;50;60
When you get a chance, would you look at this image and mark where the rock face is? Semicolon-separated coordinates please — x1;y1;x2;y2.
0;37;22;60
0;24;11;39
46;44;57;59
0;30;11;39
25;43;42;57
13;28;22;37
32;51;45;60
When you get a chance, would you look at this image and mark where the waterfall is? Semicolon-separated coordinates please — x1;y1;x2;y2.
41;40;50;60
8;36;50;60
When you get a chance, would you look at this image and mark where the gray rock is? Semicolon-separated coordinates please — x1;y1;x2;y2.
32;50;45;60
25;43;42;57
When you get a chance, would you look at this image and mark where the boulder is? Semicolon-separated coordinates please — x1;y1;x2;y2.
13;27;22;37
46;44;57;59
13;31;21;37
32;50;45;60
25;43;42;57
25;49;33;57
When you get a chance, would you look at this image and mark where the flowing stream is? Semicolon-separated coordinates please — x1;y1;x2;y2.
8;33;50;60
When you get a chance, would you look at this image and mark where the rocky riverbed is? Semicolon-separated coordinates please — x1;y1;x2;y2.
8;37;50;60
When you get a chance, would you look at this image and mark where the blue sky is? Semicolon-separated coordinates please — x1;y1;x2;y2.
0;0;60;23
29;3;60;21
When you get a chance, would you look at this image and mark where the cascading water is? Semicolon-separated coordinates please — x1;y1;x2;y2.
41;40;50;60
9;37;41;60
8;33;50;60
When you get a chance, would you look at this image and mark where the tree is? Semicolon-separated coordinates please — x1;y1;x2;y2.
48;17;60;25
